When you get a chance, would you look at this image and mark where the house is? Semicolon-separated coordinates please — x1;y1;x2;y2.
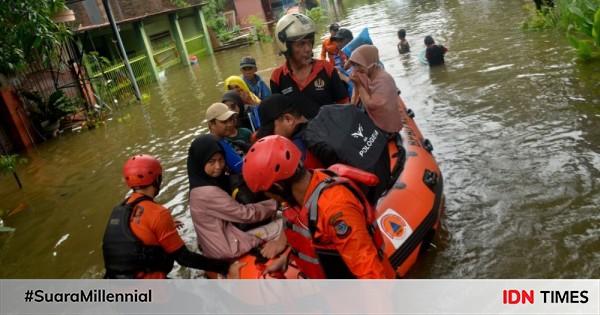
231;0;274;28
230;0;311;28
68;0;214;79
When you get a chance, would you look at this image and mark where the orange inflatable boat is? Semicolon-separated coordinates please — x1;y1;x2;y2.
378;97;444;277
232;97;444;279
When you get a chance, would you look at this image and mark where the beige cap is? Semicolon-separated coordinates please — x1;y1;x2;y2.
204;102;236;122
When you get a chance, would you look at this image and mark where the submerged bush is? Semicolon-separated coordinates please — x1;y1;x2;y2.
523;0;600;60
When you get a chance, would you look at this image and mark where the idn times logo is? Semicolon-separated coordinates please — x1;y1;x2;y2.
502;289;589;304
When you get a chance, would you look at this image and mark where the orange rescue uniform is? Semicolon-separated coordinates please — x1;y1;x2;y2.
127;193;185;279
320;37;339;66
295;171;395;278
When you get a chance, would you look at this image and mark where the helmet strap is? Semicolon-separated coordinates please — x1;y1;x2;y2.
152;175;163;196
269;164;305;207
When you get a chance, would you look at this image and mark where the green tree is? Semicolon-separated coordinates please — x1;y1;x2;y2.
202;0;231;41
0;1;72;76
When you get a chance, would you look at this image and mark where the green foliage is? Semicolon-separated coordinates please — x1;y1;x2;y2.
21;90;81;126
202;0;231;42
522;3;559;29
306;7;326;23
0;0;72;75
169;0;189;8
563;0;600;60
218;25;241;43
247;15;273;43
0;154;26;175
82;51;111;74
523;0;600;61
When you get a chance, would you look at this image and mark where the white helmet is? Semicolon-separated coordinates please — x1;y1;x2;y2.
275;13;316;54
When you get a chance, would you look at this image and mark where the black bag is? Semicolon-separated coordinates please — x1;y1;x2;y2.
304;104;388;173
102;196;174;278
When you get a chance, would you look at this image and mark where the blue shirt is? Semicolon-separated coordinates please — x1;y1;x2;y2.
334;54;353;97
218;139;243;174
243;75;271;100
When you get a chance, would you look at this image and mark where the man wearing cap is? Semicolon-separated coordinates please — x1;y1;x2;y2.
240;56;271;101
205;103;247;174
271;14;349;120
206;102;240;141
320;23;340;65
256;94;324;170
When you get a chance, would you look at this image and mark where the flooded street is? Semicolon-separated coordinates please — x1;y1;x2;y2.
1;0;599;278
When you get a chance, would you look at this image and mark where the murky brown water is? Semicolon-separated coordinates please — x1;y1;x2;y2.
1;0;599;278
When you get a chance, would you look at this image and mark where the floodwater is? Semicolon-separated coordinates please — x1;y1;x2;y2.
1;0;599;278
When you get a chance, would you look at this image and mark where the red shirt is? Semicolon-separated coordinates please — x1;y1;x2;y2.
270;59;350;119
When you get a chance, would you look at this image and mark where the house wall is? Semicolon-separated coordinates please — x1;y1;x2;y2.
233;0;266;27
119;25;145;56
144;16;172;39
179;14;200;39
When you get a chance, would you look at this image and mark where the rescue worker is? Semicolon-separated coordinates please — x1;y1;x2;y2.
102;154;242;279
270;13;349;119
242;136;396;279
320;23;340;65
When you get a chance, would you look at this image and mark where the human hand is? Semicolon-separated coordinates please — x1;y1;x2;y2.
240;91;257;105
262;255;288;276
226;261;246;279
260;235;288;259
337;69;350;83
174;220;184;230
349;70;363;84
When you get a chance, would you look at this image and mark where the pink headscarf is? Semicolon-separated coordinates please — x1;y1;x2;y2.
348;45;380;70
349;45;403;133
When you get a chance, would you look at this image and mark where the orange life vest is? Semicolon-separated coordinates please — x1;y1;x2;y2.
282;168;386;279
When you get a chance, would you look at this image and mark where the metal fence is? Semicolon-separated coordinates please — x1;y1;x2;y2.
152;44;180;70
6;40;93;143
84;54;155;107
9;41;88;108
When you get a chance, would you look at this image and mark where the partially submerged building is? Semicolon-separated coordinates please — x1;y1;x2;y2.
69;0;213;81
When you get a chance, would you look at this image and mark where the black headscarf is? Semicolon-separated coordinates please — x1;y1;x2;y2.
187;134;230;192
222;91;246;119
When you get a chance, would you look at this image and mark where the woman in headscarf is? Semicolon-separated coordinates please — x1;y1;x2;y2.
222;90;253;131
346;45;403;133
224;76;262;130
187;134;286;260
224;76;261;105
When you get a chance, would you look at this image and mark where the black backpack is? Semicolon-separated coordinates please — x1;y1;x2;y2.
102;196;174;278
304;104;388;173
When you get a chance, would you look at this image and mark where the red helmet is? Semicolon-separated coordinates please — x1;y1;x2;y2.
243;135;301;192
123;154;162;188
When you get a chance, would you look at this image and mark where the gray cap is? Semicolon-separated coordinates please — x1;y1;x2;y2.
239;56;257;69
